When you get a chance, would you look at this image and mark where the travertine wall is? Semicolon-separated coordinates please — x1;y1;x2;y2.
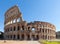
4;5;56;40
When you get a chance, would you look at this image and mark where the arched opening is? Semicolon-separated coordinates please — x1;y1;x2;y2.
14;26;16;31
13;35;15;40
10;27;12;31
8;28;9;32
32;35;35;40
43;35;44;39
42;29;44;33
17;35;20;39
10;35;12;39
17;26;20;30
7;35;9;39
17;18;20;22
32;28;35;32
22;26;24;31
27;35;30;40
13;19;16;23
21;34;24;40
40;28;41;33
11;20;13;24
36;35;39;40
28;27;30;32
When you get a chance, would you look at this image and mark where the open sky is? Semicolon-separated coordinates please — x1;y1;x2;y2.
0;0;60;32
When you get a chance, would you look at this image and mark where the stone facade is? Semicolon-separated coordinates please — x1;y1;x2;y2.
4;5;56;40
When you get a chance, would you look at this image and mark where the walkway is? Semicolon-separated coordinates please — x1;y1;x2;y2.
0;40;40;44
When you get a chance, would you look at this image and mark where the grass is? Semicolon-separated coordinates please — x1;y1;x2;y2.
39;40;60;44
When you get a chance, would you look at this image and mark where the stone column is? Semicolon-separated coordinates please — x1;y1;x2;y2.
44;29;45;39
35;35;36;40
15;25;17;40
49;30;50;40
15;35;17;40
20;14;23;22
39;33;40;40
20;34;21;40
24;34;27;40
12;27;14;40
47;29;48;40
8;34;10;39
30;33;32;40
39;34;40;40
12;35;13;40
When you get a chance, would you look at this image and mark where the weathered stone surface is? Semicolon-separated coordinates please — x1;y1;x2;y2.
4;5;56;40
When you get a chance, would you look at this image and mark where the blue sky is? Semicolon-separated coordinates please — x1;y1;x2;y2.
0;0;60;32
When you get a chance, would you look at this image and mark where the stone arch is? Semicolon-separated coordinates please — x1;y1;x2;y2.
10;27;12;31
36;35;39;40
31;27;35;32
21;34;24;40
28;27;30;30
13;35;16;40
22;26;24;30
32;35;35;40
27;34;30;40
28;27;31;32
17;25;20;30
17;18;20;22
17;34;20;39
14;26;16;31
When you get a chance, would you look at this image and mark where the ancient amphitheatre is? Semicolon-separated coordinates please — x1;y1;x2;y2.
4;5;56;40
1;0;60;44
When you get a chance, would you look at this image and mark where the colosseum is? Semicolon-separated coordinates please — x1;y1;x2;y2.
4;5;56;40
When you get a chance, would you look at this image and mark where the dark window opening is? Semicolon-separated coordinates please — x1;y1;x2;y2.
10;35;12;39
45;29;47;33
17;35;20;39
42;29;44;33
32;35;35;40
13;35;15;39
21;34;24;40
22;26;24;30
45;35;47;39
28;27;30;32
8;28;9;32
40;28;41;32
36;35;39;40
17;26;20;30
43;35;44;39
27;35;30;40
14;26;16;31
8;35;9;38
10;27;12;31
28;27;30;30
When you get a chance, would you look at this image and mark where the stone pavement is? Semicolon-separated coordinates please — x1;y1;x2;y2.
0;40;40;44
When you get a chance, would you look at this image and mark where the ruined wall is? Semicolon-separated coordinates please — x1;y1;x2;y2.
4;6;56;40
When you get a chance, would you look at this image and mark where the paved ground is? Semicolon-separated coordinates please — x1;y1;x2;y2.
0;40;40;44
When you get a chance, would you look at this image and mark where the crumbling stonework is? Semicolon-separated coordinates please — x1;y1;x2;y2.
4;5;56;40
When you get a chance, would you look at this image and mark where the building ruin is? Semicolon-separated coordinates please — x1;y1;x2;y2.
4;5;56;40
